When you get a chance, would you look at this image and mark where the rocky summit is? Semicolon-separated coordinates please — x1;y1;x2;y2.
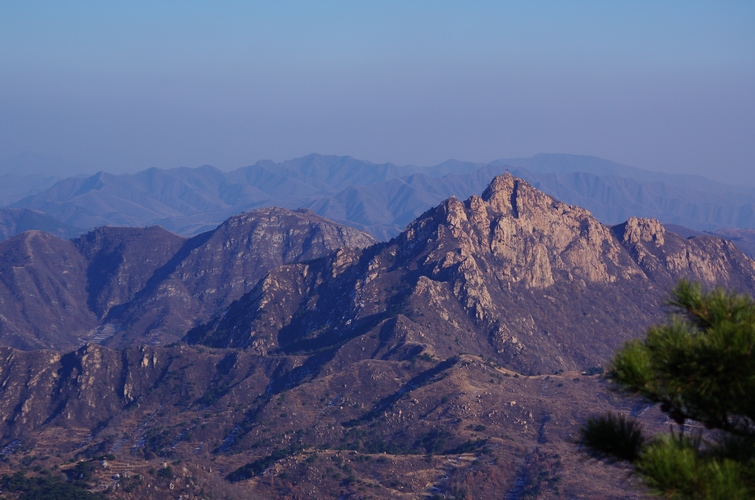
0;174;753;499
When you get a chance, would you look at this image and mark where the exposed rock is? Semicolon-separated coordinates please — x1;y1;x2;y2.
104;207;376;347
621;216;666;246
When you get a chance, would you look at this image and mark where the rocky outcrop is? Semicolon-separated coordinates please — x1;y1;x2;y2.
406;174;645;291
0;343;278;436
613;216;755;286
0;341;657;499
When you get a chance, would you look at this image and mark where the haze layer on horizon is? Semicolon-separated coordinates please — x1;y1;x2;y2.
1;2;753;185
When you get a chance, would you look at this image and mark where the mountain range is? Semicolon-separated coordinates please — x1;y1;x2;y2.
3;154;755;245
0;208;81;241
0;174;753;498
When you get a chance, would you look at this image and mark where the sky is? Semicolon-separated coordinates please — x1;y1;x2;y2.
1;1;754;184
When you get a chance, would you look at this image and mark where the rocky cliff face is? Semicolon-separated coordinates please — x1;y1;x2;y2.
188;174;755;374
0;343;277;436
0;208;375;351
613;216;755;285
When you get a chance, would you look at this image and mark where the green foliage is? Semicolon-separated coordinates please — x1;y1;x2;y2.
226;446;302;482
581;412;645;462
637;436;749;499
613;280;755;431
581;280;755;498
415;428;452;454
0;471;106;500
156;465;173;479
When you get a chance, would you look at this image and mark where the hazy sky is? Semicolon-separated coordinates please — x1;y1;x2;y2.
1;1;754;184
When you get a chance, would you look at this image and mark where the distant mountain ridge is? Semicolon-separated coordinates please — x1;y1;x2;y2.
0;173;60;206
4;154;755;243
0;208;82;241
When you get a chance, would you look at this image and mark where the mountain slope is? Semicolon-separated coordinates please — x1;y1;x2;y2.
0;227;189;350
0;172;60;206
0;343;652;499
0;231;95;350
73;226;187;319
711;228;755;258
7;155;436;235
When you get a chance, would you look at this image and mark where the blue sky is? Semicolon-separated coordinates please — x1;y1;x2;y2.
1;1;753;183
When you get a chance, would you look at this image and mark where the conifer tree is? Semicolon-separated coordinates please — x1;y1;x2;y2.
581;280;755;498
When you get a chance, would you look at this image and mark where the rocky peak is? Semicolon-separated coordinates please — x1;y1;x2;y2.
612;217;755;286
480;172;562;219
618;216;666;246
213;207;377;258
0;206;377;351
401;174;637;290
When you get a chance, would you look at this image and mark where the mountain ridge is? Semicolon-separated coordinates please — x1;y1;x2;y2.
0;207;376;351
187;173;755;374
6;154;755;243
